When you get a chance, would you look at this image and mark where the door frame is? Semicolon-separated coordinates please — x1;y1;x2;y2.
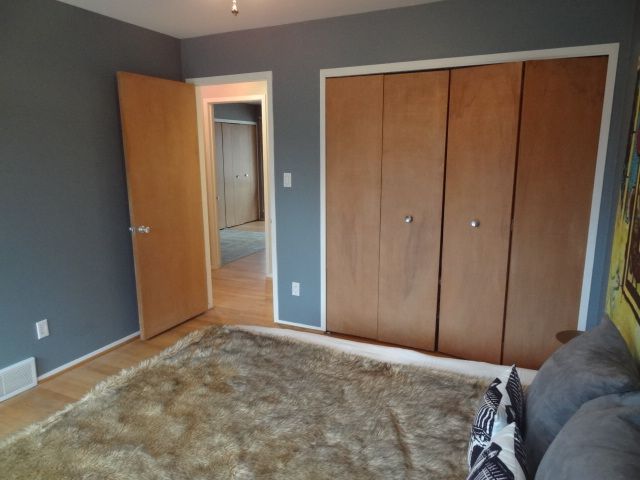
187;72;278;320
319;43;619;332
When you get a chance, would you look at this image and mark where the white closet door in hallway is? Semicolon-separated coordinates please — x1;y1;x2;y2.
216;122;260;228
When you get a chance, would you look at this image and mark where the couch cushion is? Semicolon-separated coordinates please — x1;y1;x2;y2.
535;392;640;480
525;317;640;474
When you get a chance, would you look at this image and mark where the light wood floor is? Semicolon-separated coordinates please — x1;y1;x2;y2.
0;250;274;439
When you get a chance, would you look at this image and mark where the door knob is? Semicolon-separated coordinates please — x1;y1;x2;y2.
470;220;480;228
404;215;414;224
235;175;240;179
244;173;249;177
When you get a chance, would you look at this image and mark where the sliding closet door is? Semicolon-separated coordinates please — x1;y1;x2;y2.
232;124;259;225
438;62;523;363
377;71;449;350
214;122;227;229
503;57;607;369
222;123;259;227
326;75;383;339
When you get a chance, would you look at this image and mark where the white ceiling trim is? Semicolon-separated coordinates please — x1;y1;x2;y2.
55;0;444;39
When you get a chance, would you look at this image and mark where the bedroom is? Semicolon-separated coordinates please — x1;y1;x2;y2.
1;0;639;478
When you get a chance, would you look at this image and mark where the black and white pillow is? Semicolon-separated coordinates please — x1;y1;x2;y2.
467;422;527;480
468;366;525;467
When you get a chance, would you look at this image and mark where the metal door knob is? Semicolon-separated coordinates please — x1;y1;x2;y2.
404;215;414;224
137;226;152;234
470;220;480;228
244;173;249;177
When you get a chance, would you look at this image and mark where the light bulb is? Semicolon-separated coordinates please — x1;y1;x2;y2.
231;0;238;16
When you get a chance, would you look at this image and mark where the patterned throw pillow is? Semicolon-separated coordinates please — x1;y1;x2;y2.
467;422;528;480
468;366;525;467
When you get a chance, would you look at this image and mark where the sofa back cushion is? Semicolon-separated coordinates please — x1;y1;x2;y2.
535;392;640;480
525;317;640;474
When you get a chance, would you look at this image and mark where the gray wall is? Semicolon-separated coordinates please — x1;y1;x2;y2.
182;0;640;330
214;103;260;123
0;0;182;374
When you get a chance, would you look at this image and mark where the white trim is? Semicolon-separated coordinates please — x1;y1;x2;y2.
577;46;618;330
320;43;619;333
194;93;214;308
186;72;280;327
214;118;258;125
273;318;326;332
37;331;140;381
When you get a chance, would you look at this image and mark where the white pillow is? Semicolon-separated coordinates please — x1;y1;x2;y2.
468;365;525;467
467;422;527;480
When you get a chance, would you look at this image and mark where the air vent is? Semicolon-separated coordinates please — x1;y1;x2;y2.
0;358;37;402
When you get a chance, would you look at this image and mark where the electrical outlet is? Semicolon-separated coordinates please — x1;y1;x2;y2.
283;172;292;188
291;282;300;296
36;319;49;340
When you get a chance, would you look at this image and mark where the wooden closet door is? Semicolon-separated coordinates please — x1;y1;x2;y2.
438;62;523;363
503;57;607;369
214;122;227;229
222;124;238;227
222;123;259;227
377;71;449;350
326;75;383;339
234;124;259;225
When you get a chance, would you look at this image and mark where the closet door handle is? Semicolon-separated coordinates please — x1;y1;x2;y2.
404;215;414;224
470;219;480;228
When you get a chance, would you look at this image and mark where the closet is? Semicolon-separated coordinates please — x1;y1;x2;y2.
326;56;607;369
215;122;259;228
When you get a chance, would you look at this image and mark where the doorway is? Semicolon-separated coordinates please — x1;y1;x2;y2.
213;103;265;265
189;72;278;322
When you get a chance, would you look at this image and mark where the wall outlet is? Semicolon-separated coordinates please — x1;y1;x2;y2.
36;319;49;340
291;281;300;296
283;172;292;188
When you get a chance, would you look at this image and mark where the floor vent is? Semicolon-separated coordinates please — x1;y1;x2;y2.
0;357;37;402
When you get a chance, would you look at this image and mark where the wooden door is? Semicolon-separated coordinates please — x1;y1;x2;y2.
233;124;259;224
326;75;384;339
503;57;607;369
438;62;523;363
377;71;449;350
214;122;227;229
117;72;208;339
222;123;259;227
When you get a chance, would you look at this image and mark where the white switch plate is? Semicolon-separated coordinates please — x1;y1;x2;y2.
36;319;49;340
283;172;292;188
291;282;300;296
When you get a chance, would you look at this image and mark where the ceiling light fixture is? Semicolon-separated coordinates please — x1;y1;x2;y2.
231;0;239;16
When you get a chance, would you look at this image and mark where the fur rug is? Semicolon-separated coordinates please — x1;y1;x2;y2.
0;326;486;479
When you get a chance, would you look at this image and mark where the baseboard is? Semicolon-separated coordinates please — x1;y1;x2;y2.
37;331;140;381
275;319;325;332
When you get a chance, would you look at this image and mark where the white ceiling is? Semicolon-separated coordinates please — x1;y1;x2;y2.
56;0;443;39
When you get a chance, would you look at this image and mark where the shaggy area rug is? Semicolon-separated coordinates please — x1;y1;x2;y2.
0;326;487;479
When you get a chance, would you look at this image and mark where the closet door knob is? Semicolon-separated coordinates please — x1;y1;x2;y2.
244;173;249;177
404;215;414;224
470;220;480;228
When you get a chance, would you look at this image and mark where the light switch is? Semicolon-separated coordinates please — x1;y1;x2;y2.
283;172;292;188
